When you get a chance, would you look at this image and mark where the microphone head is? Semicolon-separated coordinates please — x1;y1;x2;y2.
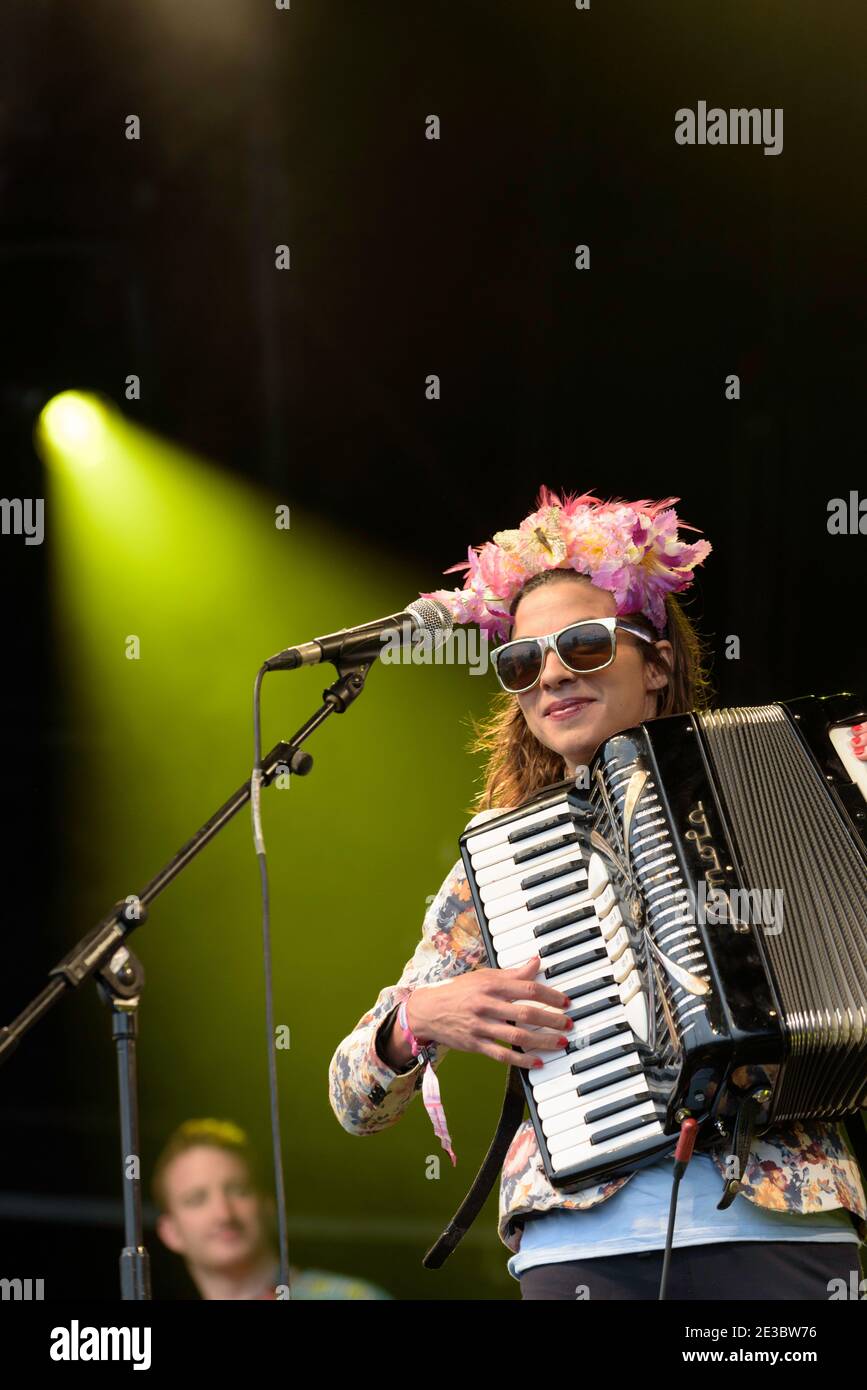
405;597;453;648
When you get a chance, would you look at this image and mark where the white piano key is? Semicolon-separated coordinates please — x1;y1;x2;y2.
542;1077;651;1138
525;959;618;1007
529;1020;636;1091
491;917;600;964
536;1069;645;1118
465;801;572;854
492;909;600;955
469;826;579;873
527;1053;587;1093
488;890;594;936
546;981;624;1016
536;957;618;997
556;999;626;1037
551;1119;666;1174
535;1085;594;1123
482;872;588;919
536;1054;646;1119
531;1046;638;1105
552;1117;666;1173
500;934;605;973
537;1090;587;1123
475;846;588;895
547;1100;659;1157
527;1005;627;1077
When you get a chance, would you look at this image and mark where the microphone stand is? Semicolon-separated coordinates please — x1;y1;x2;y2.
0;654;375;1299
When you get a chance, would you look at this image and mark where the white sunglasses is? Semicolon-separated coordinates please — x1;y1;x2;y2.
490;616;654;694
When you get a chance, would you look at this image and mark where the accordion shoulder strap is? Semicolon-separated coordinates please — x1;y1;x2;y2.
844;1113;867;1190
422;1065;526;1269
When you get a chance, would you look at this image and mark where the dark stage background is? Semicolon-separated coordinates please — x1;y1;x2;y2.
1;0;865;1302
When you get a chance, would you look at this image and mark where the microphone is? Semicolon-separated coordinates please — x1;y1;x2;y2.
263;597;454;671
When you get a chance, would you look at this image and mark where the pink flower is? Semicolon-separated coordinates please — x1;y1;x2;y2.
422;486;711;638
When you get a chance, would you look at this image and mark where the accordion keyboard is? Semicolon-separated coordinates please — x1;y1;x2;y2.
464;792;671;1180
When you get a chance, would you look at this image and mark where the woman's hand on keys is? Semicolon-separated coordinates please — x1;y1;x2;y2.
406;956;573;1068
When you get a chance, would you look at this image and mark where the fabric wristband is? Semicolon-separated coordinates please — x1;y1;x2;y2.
398;997;456;1167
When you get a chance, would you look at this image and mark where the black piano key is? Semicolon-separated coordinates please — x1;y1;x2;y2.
513;832;580;865
569;1042;631;1075
589;1112;660;1146
564;972;615;1001
521;858;584;890
567;991;621;1023
576;1062;642;1097
544;946;607;978
532;905;595;938
527;880;587;912
569;1020;630;1056
584;1092;647;1125
508;812;572;843
539;926;598;958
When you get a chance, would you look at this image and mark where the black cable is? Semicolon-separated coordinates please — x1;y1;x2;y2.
252;663;291;1299
658;1166;684;1301
658;1117;698;1301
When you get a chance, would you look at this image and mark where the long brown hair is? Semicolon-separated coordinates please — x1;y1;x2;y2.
469;570;712;813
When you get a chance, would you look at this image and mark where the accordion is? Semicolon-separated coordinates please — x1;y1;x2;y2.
460;692;867;1192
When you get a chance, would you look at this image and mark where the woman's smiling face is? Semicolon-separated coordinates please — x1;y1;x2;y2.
510;576;672;775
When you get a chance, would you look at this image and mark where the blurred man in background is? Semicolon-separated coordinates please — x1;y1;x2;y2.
153;1118;390;1300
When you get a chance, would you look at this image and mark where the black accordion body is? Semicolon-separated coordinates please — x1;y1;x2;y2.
460;693;867;1193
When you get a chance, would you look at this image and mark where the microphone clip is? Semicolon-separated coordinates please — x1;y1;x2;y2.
322;657;375;714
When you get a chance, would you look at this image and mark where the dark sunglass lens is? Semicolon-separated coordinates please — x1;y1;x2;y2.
557;623;613;671
496;641;542;690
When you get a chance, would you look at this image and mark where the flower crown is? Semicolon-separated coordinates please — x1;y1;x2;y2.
421;486;712;641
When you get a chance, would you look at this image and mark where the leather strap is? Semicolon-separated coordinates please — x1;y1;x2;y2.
716;1094;761;1210
423;1065;526;1269
843;1112;867;1234
844;1112;867;1181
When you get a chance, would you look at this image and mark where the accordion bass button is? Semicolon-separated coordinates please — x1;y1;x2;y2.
587;853;611;898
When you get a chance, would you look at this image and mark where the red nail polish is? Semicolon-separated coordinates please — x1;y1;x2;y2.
564;1019;574;1030
532;1059;544;1069
557;1036;569;1047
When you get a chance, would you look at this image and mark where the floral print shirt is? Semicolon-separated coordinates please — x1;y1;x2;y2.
328;814;867;1255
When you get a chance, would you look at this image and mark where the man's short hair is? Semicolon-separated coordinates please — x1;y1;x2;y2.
151;1118;263;1214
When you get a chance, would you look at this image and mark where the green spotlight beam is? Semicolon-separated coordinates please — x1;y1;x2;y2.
38;395;506;1298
